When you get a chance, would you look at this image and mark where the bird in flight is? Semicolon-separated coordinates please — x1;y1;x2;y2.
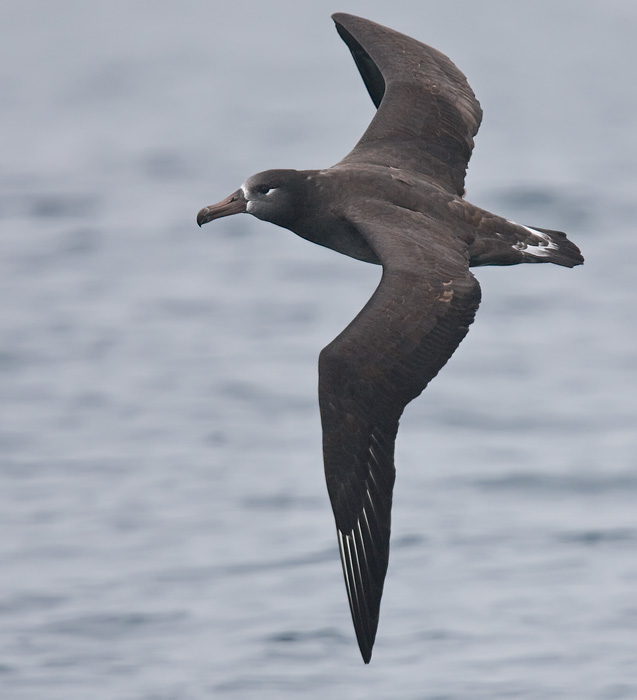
197;13;583;663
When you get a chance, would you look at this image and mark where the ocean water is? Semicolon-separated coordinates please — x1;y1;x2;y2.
1;1;636;698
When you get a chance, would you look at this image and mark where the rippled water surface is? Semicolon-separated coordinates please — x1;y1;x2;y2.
2;1;636;698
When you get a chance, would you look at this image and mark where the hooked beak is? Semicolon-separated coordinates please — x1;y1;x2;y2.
197;189;247;226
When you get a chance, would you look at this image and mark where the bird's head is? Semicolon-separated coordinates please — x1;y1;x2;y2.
197;169;304;229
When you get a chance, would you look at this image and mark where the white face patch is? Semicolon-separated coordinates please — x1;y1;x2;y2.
507;221;559;257
240;183;255;213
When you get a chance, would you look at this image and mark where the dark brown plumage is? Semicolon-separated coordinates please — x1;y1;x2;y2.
196;13;583;663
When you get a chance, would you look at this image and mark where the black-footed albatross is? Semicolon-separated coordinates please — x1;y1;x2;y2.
197;13;583;663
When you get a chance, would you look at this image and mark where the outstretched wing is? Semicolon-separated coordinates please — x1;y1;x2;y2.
332;13;482;196
319;204;482;662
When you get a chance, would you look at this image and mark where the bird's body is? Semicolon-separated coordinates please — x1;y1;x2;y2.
197;12;583;663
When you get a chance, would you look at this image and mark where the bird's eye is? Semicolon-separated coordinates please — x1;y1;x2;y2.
256;184;275;195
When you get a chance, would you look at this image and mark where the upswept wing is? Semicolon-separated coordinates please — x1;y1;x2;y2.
332;13;482;196
319;204;481;661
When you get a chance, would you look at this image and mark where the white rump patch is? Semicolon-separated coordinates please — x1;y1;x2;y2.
507;221;559;258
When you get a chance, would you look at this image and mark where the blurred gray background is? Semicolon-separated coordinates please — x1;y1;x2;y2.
1;1;636;698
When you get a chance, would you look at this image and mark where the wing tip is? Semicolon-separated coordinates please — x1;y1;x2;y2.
337;526;383;663
355;618;376;664
332;12;356;33
331;12;359;25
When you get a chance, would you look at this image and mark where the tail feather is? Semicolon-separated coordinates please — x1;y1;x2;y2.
512;223;584;268
464;205;585;268
453;199;584;268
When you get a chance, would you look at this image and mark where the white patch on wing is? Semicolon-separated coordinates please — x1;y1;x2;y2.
357;521;369;569
507;221;559;258
338;530;354;602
